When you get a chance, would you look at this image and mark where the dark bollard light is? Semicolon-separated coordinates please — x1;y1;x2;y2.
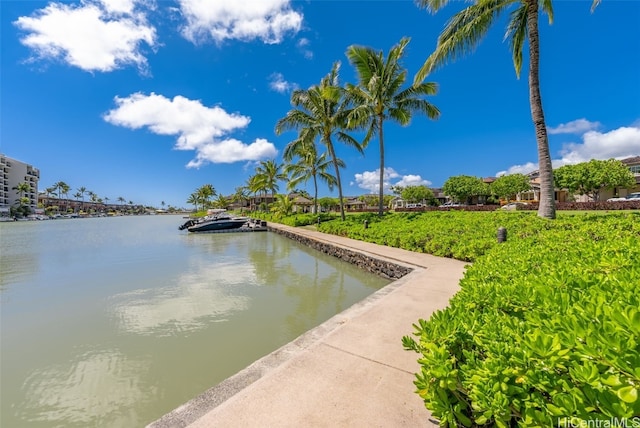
363;219;369;229
497;226;507;243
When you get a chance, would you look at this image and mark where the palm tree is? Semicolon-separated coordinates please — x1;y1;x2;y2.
197;184;216;210
246;175;266;210
73;191;82;212
13;182;31;207
413;0;595;219
276;62;363;221
346;37;440;217
284;136;343;215
232;186;250;212
213;194;229;209
54;181;70;213
270;194;294;218
77;186;87;212
255;160;286;197
186;192;199;212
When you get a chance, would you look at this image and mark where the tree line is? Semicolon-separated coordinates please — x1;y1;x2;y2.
191;0;606;221
187;157;634;215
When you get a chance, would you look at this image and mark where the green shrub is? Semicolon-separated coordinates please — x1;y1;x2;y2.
318;211;555;262
403;213;640;426
249;211;336;227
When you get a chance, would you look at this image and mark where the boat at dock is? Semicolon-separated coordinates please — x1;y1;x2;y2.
179;209;250;232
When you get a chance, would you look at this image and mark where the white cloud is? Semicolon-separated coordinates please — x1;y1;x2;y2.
268;72;297;93
178;0;302;45
353;168;431;193
496;123;640;175
297;37;313;59
103;92;277;167
547;118;600;135
557;126;640;164
496;162;539;177
14;0;157;73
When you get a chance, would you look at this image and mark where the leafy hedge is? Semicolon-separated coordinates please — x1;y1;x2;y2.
317;211;556;262
402;213;640;426
249;211;337;227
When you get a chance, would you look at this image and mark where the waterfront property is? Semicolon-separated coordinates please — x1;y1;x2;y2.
0;154;40;216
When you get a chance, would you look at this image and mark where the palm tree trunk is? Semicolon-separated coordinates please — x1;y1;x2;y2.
527;0;556;219
312;174;319;215
326;137;346;221
378;114;385;217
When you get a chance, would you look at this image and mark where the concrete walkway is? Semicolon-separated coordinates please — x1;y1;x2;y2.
149;223;468;428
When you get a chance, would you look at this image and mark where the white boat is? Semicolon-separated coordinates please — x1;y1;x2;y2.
179;209;248;232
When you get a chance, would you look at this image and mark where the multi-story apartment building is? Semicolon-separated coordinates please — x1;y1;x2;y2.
0;154;40;213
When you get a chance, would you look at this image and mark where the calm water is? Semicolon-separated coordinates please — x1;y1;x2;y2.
0;215;389;427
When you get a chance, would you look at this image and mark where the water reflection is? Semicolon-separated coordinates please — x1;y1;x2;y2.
2;217;389;427
111;260;252;336
17;348;155;427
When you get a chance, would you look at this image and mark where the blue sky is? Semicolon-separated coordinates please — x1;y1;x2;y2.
2;0;639;208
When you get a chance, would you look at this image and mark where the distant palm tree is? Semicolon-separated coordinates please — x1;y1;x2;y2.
77;186;87;211
270;194;294;218
346;37;440;217
231;186;250;212
55;181;70;213
213;194;228;209
284;136;343;215
13;182;31;206
276;62;363;221
73;191;82;212
255;160;286;197
412;0;595;219
186;193;199;212
247;174;268;211
197;184;216;210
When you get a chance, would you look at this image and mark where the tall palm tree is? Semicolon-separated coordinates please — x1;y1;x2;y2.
232;186;250;211
13;182;31;207
284;136;343;215
346;37;440;217
77;186;87;212
197;184;216;210
247;175;267;211
276;62;363;221
412;0;595;219
255;160;286;196
55;181;70;213
186;192;199;212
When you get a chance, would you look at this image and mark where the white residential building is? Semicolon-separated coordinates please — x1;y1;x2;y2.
0;154;40;213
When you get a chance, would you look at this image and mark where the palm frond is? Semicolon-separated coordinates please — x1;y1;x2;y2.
506;3;528;77
540;0;554;23
415;0;454;14
414;0;512;84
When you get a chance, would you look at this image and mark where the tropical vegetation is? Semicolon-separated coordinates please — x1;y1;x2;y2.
276;62;364;221
414;0;602;219
346;37;440;217
400;212;640;426
554;158;635;201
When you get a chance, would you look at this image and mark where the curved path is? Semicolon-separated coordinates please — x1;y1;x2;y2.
149;223;468;428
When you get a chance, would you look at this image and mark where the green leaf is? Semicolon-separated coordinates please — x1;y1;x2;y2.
617;386;638;403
